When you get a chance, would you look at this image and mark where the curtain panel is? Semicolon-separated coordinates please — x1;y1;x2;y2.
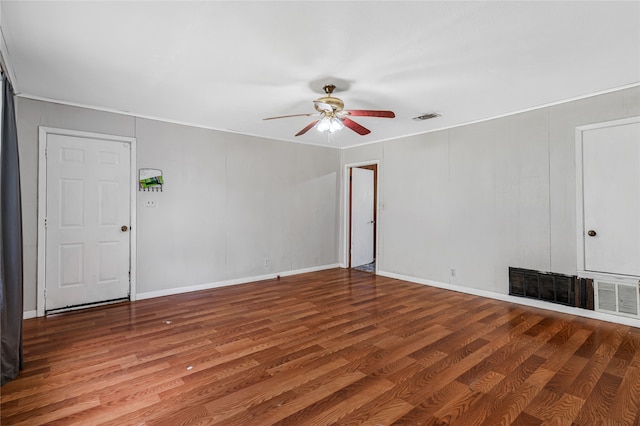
0;73;24;385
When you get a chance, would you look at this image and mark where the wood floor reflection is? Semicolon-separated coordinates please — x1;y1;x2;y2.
2;268;640;425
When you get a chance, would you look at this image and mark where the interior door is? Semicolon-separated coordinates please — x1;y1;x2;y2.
351;167;375;268
45;133;131;311
582;121;640;276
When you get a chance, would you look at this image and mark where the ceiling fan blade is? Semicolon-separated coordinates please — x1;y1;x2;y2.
343;118;371;136
263;113;317;120
295;120;319;136
345;110;395;118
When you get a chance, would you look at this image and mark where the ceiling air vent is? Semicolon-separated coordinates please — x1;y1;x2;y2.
412;112;441;121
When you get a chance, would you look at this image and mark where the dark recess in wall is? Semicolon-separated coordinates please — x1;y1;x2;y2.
509;267;594;310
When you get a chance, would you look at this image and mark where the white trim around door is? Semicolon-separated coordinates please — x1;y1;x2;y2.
37;127;137;317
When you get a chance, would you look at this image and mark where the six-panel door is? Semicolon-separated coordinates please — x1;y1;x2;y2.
45;133;131;311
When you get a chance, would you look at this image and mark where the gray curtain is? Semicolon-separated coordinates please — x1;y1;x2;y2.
0;73;24;385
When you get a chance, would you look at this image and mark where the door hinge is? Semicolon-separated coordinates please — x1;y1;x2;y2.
44;147;47;158
44;218;48;228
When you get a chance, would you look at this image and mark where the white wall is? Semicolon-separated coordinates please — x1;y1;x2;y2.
135;118;341;294
17;99;341;312
342;86;640;296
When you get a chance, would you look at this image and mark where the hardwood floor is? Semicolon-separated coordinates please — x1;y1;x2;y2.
2;268;640;425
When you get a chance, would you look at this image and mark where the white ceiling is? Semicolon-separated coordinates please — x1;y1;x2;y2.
1;1;639;148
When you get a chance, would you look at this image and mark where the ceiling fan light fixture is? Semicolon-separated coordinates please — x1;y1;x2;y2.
316;116;331;132
317;116;344;133
329;117;344;133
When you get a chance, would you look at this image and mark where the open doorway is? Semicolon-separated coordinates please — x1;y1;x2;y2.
348;164;377;273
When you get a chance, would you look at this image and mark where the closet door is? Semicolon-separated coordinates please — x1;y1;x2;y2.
581;120;640;276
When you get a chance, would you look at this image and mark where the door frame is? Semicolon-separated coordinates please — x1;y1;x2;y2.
575;116;640;282
343;161;380;271
37;127;137;317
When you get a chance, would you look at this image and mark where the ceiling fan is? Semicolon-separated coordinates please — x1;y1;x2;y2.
263;84;395;136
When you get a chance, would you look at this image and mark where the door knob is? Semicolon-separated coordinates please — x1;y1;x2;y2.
587;230;596;237
121;225;129;232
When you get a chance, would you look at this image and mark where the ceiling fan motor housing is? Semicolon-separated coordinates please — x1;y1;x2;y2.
314;96;344;113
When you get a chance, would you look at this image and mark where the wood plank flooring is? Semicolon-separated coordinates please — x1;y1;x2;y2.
2;268;640;425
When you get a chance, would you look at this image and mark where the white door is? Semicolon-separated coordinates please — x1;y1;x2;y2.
582;121;640;276
45;133;131;311
351;167;375;268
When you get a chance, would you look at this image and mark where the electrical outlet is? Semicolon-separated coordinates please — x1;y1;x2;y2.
145;200;157;208
264;258;270;268
450;268;456;277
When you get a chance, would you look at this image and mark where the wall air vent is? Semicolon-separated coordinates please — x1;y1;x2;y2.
412;112;441;121
595;280;640;318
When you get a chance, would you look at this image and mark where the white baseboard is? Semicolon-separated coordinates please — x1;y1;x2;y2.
23;310;37;320
377;270;640;328
136;263;340;301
